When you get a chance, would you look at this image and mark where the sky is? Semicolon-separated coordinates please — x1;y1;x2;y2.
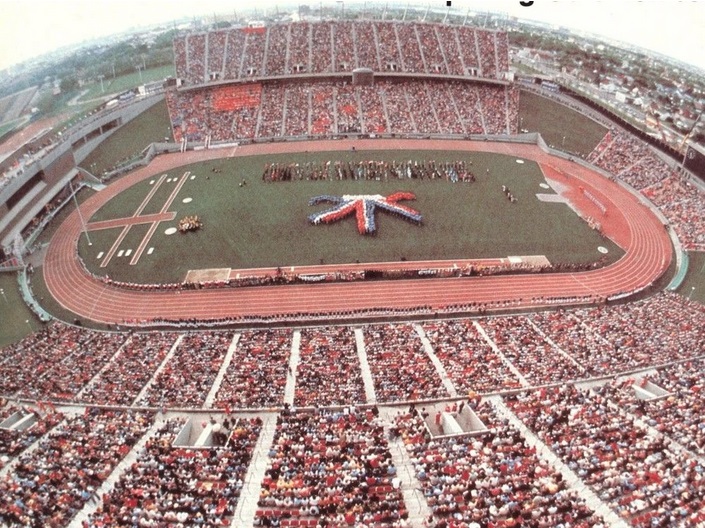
0;0;704;72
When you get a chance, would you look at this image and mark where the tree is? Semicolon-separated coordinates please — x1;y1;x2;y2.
60;75;79;93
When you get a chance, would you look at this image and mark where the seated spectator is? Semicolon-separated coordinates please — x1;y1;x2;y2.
295;327;366;406
215;329;291;409
88;415;262;527
394;399;605;527
364;323;447;402
0;409;152;527
256;407;408;527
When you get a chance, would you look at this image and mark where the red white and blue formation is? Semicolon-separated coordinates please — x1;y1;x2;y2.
308;192;423;235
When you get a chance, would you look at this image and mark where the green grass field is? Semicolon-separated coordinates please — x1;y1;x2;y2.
519;90;608;157
0;116;30;142
79;100;172;176
0;272;46;348
77;150;623;284
676;252;705;305
78;65;176;102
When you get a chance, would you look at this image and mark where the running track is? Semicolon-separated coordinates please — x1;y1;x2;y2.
44;139;673;325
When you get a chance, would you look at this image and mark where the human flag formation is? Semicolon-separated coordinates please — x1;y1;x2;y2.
308;192;422;235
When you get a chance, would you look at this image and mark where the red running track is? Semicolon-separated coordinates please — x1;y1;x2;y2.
44;139;673;325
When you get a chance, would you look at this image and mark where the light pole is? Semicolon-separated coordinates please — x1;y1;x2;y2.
98;74;105;93
70;181;92;246
689;286;695;300
25;319;32;333
0;288;6;303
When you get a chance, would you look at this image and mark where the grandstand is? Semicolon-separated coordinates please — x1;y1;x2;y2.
1;13;705;528
173;21;509;84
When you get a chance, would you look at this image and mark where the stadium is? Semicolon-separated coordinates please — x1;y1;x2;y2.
0;11;704;528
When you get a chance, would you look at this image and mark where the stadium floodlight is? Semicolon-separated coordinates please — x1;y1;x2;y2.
70;180;92;247
0;288;6;303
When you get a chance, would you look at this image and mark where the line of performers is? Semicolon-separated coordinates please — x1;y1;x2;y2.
502;185;518;203
262;159;477;183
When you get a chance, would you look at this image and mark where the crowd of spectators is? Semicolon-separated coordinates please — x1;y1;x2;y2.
258;83;286;138
480;316;586;386
0;324;56;367
173;37;187;83
136;332;232;408
478;85;513;136
284;84;310;137
586;129;705;251
364;323;447;402
310;83;335;135
396;23;425;73
87;416;262;527
206;30;227;79
416;24;445;74
186;34;207;87
642;173;705;251
0;409;153;527
333;22;356;71
376;21;402;70
336;83;362;134
173;21;509;85
0;404;64;468
571;292;705;371
0;323;93;396
16;331;128;402
405;82;440;133
587;130;672;190
288;22;311;74
422;320;523;394
2;293;701;413
506;385;705;527
78;332;178;406
242;29;267;78
529;310;624;377
356;21;382;71
295;327;366;407
223;29;246;79
496;32;509;75
359;84;387;134
449;82;485;134
392;400;605;528
380;81;416;134
431;84;465;135
476;30;497;78
435;25;464;76
256;407;408;527
593;361;705;455
265;25;288;77
215;329;291;409
311;21;334;73
166;79;518;142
